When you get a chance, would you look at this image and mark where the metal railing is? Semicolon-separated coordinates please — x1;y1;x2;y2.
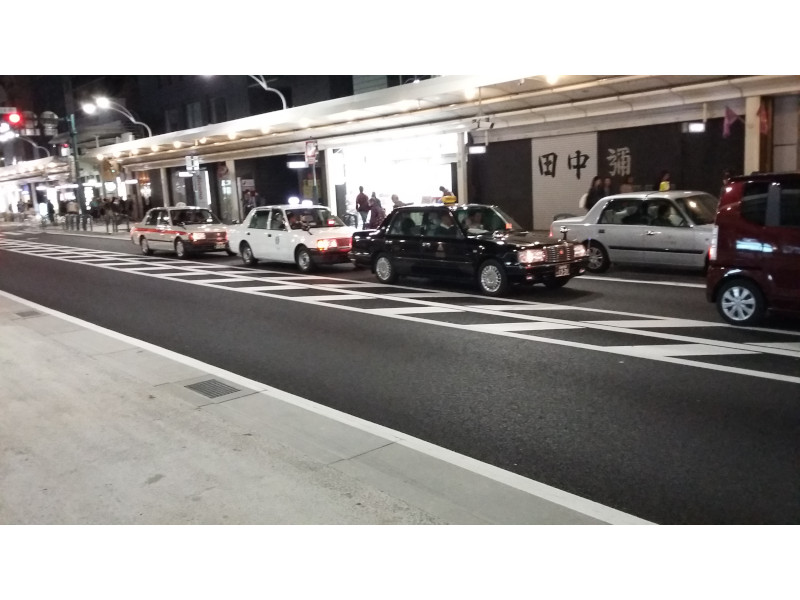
62;214;94;231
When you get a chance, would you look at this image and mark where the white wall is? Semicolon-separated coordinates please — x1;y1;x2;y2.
532;132;598;230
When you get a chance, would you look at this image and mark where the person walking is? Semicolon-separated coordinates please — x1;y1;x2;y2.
585;176;605;210
367;193;386;229
619;175;635;194
355;186;370;229
602;176;614;197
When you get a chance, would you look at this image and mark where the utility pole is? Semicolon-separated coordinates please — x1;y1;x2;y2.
62;76;85;215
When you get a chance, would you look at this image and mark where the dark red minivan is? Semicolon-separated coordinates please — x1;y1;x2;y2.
706;173;800;325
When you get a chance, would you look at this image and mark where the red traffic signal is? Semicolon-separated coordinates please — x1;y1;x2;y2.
4;112;23;128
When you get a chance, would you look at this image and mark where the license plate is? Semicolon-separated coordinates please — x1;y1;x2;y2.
214;243;225;249
556;264;570;277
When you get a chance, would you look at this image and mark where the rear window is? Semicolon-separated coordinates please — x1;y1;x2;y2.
674;193;718;225
740;181;770;225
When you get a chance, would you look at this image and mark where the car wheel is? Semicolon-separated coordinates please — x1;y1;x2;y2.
140;236;153;256
240;242;257;266
586;241;610;273
225;243;236;257
478;259;508;296
175;238;188;259
544;277;569;289
717;279;766;326
296;246;315;273
374;253;397;284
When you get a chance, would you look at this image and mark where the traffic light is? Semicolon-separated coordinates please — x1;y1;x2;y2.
3;112;23;129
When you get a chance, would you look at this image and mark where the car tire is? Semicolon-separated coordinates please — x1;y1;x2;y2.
374;253;398;284
225;243;236;257
717;278;766;326
240;242;257;266
140;237;153;256
544;277;569;289
175;238;188;259
478;259;508;296
296;246;315;273
586;241;610;273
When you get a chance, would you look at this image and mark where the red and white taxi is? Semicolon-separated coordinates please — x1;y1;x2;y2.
130;205;234;258
227;204;355;272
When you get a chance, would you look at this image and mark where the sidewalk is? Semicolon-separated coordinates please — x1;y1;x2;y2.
0;219;131;241
0;290;650;525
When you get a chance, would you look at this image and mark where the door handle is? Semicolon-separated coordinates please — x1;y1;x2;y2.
268;234;272;237
644;231;661;236
246;232;250;235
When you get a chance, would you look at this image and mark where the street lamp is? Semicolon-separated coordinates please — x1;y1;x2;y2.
82;97;153;138
248;76;288;110
13;135;51;158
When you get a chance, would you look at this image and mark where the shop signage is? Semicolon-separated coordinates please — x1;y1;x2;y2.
305;140;318;165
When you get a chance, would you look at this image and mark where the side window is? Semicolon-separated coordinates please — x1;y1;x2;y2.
599;199;643;225
388;211;422;236
157;211;170;226
644;200;681;227
145;211;158;226
740;181;770;225
779;183;800;227
268;210;285;230
249;210;269;230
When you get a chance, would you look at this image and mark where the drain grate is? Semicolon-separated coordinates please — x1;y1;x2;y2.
185;379;240;399
16;310;42;318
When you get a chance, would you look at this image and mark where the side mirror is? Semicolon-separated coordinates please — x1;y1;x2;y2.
231;219;240;225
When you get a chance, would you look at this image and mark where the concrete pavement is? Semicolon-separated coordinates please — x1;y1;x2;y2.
0;235;651;525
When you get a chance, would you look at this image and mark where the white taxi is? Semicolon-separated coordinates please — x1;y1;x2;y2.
227;204;356;272
130;205;234;258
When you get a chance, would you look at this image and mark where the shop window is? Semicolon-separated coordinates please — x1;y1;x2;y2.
209;97;227;124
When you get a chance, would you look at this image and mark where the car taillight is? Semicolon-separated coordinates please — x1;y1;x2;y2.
709;225;719;262
189;232;206;241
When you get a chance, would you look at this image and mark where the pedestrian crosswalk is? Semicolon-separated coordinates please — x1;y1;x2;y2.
3;238;800;384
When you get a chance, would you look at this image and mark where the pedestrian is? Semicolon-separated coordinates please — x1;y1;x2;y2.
253;190;264;207
46;200;55;223
619;175;635;194
658;170;671;192
602;176;614;197
585;176;604;210
367;193;386;229
355;186;370;229
242;190;255;215
391;194;405;209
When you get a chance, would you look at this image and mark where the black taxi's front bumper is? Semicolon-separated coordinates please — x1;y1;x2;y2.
505;258;589;284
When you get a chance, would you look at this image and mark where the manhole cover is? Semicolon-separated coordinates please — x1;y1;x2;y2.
185;379;240;399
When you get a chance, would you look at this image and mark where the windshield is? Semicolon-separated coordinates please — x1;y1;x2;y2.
172;209;221;225
285;207;344;229
454;206;524;233
675;194;718;225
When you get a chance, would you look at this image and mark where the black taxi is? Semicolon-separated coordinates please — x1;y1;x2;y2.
350;204;588;296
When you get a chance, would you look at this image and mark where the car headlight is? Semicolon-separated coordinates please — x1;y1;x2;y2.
573;244;587;258
190;232;206;241
316;238;338;251
517;249;546;264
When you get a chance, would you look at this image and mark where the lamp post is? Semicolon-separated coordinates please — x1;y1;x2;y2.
82;97;153;138
248;76;288;110
14;135;51;158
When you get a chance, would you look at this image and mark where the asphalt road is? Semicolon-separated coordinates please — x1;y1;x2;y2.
2;230;799;524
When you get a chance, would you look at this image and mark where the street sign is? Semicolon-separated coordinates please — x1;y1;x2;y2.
185;155;200;171
305;140;318;165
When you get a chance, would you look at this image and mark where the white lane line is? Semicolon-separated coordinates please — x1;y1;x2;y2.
581;275;706;289
607;344;757;357
466;304;580;311
747;342;800;353
235;285;308;293
389;291;475;298
465;322;583;332
294;295;375;302
365;306;463;315
586;318;728;329
0;288;651;525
